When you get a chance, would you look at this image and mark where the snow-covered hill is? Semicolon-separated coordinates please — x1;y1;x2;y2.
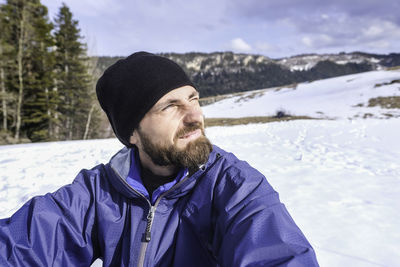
165;51;400;73
276;53;383;71
202;69;400;120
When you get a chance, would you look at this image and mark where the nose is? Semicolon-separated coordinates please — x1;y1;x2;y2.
182;103;203;125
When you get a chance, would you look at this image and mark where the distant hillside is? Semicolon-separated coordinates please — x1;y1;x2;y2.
93;52;400;97
201;69;400;120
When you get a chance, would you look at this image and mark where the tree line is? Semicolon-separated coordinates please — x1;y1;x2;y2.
0;0;101;144
97;53;377;99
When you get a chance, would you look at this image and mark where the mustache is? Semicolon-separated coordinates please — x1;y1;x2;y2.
174;122;203;140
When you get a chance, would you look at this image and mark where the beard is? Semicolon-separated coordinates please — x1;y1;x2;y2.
137;122;213;169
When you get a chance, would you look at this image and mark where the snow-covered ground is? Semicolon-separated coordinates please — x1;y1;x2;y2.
208;119;400;267
1;120;399;266
202;70;400;120
1;69;400;266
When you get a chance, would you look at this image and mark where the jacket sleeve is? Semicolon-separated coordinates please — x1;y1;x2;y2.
214;160;319;267
0;169;100;267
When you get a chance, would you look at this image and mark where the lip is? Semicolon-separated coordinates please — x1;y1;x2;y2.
179;129;201;141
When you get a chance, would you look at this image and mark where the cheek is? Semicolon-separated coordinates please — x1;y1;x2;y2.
143;114;182;144
156;122;180;144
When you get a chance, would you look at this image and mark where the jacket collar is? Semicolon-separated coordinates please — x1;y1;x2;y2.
107;145;222;200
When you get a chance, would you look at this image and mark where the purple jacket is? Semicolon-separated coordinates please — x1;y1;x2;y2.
0;145;319;266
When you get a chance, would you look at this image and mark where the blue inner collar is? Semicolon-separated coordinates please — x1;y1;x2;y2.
126;148;188;204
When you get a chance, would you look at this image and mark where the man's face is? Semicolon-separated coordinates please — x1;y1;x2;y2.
130;85;212;169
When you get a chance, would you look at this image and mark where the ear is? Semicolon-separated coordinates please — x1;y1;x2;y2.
129;129;139;145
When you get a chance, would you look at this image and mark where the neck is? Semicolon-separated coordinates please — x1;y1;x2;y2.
137;149;178;176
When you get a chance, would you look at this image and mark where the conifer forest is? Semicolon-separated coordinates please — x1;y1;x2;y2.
0;0;101;144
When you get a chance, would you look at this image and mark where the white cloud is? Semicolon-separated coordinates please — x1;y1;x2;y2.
301;34;334;49
366;40;390;49
362;20;400;39
231;38;252;52
321;14;329;20
320;34;333;44
363;25;384;38
301;36;313;47
255;41;273;51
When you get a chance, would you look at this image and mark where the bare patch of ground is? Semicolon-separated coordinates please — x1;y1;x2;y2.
199;95;233;106
367;96;400;109
354;96;400;110
387;66;400;71
274;83;298;92
234;91;265;103
374;79;400;88
205;115;317;127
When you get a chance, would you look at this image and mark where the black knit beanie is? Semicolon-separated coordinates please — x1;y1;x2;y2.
96;51;195;147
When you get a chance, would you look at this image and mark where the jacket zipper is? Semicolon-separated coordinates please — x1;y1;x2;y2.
137;173;193;267
111;152;222;267
145;206;155;242
111;166;190;266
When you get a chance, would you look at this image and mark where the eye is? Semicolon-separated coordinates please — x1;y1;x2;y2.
190;96;199;102
162;104;175;111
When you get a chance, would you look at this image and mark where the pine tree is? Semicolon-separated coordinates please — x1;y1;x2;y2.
22;2;56;141
54;3;97;140
1;0;55;142
0;6;12;134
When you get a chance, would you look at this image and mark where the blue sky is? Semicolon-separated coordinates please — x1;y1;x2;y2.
41;0;400;58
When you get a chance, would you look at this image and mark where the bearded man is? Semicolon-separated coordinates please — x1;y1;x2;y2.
0;52;319;266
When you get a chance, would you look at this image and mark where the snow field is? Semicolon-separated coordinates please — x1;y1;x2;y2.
1;119;399;266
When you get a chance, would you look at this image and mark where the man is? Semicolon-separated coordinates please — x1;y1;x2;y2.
0;52;319;266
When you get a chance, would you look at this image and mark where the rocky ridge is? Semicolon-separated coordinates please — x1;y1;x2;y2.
95;51;400;97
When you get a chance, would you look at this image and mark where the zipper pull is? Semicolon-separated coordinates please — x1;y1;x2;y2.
145;206;155;242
